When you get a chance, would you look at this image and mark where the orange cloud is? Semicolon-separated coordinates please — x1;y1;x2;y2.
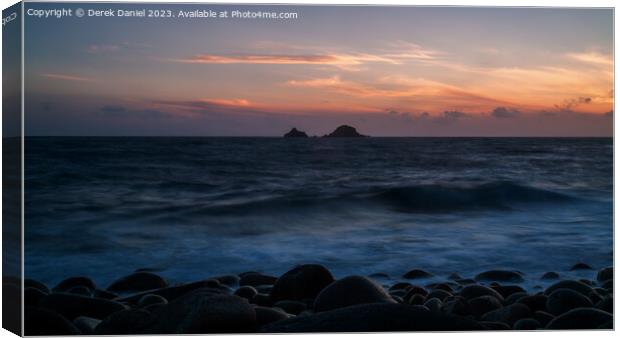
174;53;400;66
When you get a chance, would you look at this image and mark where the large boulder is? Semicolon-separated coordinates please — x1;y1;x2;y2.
468;295;503;318
52;277;96;292
25;279;50;294
459;285;504;301
271;264;334;302
146;288;256;333
38;293;127;320
107;272;168;293
313;276;395;312
544;280;592;296
95;309;153;334
480;303;531;326
239;272;278;287
516;294;548;313
546;308;612;329
597;267;613;282
254;306;291;325
117;280;225;305
546;288;593;315
25;308;81;335
260;303;483;332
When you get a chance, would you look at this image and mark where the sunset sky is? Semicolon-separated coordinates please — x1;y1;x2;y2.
24;4;613;136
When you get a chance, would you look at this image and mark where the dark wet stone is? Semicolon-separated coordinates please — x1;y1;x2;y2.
441;296;470;316
138;294;168;307
544;280;592;296
474;270;524;283
480;303;532;326
234;286;258;301
404;285;429;299
52;277;96;293
212;275;240;287
403;269;434;279
39;293;127;320
25;287;47;307
25;308;81;335
392;295;404;303
408;294;426;305
589;290;603;304
513;318;541;330
73;316;101;335
95;309;153;334
25;279;50;294
516;294;548;313
459;284;504;302
94;289;118;300
107;272;168;293
426;289;452;301
369;273;389;279
239;272;278;287
546;308;612;329
601;279;613;290
455;278;477;285
254;306;291;325
271;264;334;302
541;272;560;280
389;289;406;298
448;272;462;280
117;280;226;305
468;295;503;318
389;282;412;291
314;276;395;312
533;311;554;327
491;285;525;298
597;267;613;282
260;303;483;332
569;262;593;271
546;288;593;315
480;321;510;330
67;286;92;296
427;283;453;293
595;297;613;313
251;293;273;307
504;292;527;305
255;285;273;294
146;288;256;333
424;298;442;312
274;300;307;315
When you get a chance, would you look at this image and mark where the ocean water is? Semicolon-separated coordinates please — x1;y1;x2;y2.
24;137;613;289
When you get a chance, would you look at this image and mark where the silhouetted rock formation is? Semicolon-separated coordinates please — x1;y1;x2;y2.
284;128;308;138
324;125;368;138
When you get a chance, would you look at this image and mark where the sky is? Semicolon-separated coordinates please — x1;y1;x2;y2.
23;3;613;136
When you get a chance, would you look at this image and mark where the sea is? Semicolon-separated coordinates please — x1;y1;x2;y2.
24;137;613;289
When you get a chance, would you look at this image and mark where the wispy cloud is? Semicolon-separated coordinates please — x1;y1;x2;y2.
567;52;613;66
41;73;95;82
87;44;121;54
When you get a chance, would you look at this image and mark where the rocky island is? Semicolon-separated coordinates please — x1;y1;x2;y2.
324;125;368;138
283;128;309;138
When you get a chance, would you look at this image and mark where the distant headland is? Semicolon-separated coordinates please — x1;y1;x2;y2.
284;125;368;138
